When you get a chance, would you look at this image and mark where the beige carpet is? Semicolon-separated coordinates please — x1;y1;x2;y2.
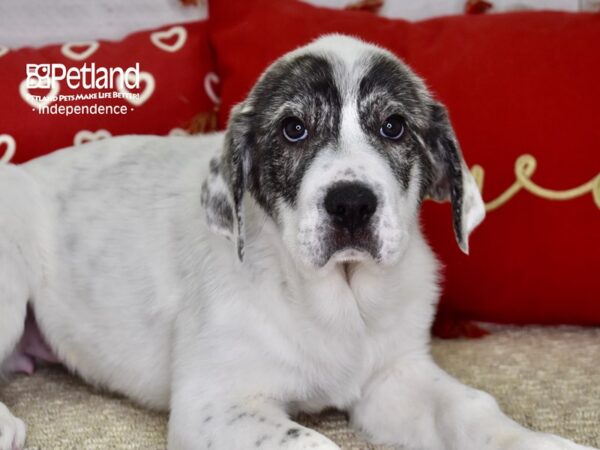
2;326;599;450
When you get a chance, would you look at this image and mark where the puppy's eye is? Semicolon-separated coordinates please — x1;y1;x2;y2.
282;117;308;143
380;115;405;140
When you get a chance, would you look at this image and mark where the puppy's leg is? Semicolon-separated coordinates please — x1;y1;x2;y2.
169;386;340;450
351;355;597;450
0;165;41;450
0;237;29;450
0;403;26;450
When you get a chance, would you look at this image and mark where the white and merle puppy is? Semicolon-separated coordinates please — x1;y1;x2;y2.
0;35;595;450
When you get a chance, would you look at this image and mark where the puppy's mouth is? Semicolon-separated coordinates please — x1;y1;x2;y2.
321;230;380;268
329;247;373;264
326;225;378;259
298;217;382;270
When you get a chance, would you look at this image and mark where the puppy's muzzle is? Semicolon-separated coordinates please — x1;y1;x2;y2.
324;182;377;234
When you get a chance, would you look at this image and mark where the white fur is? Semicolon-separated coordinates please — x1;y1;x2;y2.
0;35;595;450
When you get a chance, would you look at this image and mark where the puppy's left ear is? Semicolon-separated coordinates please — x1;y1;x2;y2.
201;103;252;261
424;102;485;254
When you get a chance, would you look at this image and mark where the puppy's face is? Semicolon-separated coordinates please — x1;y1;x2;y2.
203;35;485;272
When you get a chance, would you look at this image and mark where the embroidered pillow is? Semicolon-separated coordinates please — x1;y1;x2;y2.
0;21;218;164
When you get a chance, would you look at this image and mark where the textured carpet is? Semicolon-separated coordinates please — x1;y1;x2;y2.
1;326;599;449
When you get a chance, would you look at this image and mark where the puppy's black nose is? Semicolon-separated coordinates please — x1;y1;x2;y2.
324;182;378;232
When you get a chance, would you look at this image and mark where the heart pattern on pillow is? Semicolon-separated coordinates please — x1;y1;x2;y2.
150;26;188;53
60;41;100;61
168;128;190;136
19;78;60;110
116;71;156;107
204;72;221;105
0;134;16;163
73;129;112;146
1;21;218;164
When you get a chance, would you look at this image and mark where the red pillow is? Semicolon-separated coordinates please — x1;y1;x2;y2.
208;0;600;327
0;21;219;164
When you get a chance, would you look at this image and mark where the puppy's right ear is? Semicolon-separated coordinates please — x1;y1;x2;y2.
423;102;486;254
201;103;252;261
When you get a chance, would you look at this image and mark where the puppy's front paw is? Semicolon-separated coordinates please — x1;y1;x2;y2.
0;403;26;450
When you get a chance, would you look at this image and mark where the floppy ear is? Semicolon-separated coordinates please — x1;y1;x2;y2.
424;102;485;254
201;103;252;261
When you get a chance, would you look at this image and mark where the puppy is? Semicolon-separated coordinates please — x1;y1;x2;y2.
0;35;595;450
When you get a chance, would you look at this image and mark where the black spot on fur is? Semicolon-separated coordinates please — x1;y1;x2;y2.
227;412;248;425
286;428;301;438
201;181;234;235
209;157;220;175
210;195;234;229
255;435;271;447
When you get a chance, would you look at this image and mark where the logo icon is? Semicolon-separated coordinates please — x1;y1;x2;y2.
26;64;51;89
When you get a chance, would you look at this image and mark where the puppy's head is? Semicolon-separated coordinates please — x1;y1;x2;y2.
202;35;485;270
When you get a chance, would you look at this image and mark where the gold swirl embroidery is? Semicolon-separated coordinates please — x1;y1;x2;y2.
471;154;600;212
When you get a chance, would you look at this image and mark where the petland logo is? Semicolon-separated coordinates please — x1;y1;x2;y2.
26;63;140;90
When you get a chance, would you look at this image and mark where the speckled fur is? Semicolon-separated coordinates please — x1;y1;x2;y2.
0;35;594;450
